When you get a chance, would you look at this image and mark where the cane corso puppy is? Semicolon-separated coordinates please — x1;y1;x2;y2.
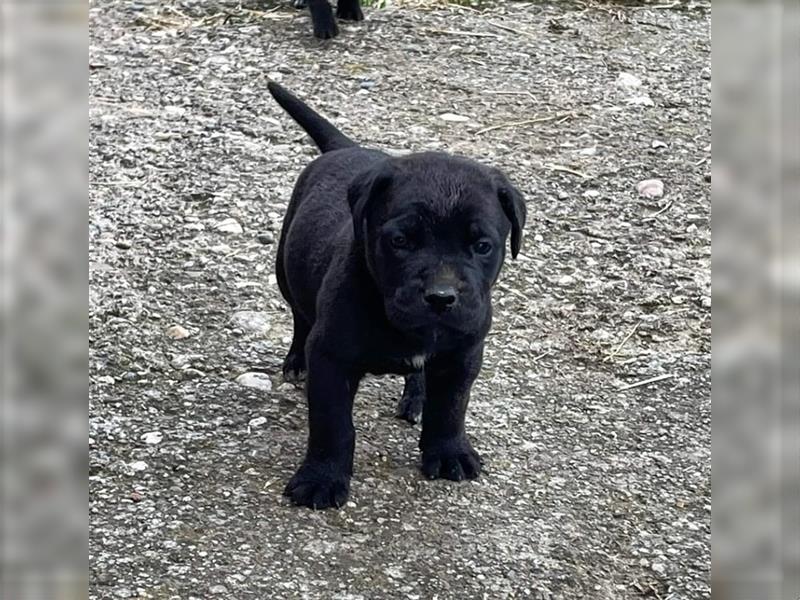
268;83;526;509
292;0;363;39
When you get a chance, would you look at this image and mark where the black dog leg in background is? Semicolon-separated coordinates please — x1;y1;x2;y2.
397;372;425;424
307;0;338;38
419;346;484;481
336;0;364;22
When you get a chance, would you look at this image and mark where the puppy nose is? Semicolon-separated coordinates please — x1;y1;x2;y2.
424;285;458;312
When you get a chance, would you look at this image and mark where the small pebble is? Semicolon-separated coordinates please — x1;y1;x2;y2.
166;324;190;340
170;354;203;370
236;372;273;392
249;416;268;428
637;178;664;198
257;231;275;245
141;431;162;445
181;368;205;380
115;239;131;249
558;274;576;286
616;72;642;88
215;218;244;234
438;113;470;123
230;311;271;336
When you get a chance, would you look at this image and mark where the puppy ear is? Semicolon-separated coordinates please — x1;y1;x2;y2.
492;171;527;259
347;161;395;247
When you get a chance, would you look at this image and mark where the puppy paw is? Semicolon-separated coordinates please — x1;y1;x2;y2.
336;4;363;21
421;438;482;481
313;17;339;39
395;390;422;425
284;461;350;509
282;351;306;383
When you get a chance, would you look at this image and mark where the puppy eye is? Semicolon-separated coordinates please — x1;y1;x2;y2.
473;240;492;255
391;234;409;249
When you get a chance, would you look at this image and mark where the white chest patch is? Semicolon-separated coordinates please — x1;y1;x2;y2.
409;354;427;369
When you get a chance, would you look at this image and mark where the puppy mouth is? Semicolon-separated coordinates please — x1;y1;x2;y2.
384;302;479;337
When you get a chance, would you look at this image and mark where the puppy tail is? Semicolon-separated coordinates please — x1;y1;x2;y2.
268;82;357;153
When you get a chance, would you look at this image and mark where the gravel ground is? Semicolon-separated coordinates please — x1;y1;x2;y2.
89;1;711;598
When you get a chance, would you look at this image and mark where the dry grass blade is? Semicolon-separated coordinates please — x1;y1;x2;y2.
620;373;675;391
604;322;641;362
546;164;592;179
643;199;674;221
475;113;573;135
426;28;501;38
484;90;537;100
488;20;535;37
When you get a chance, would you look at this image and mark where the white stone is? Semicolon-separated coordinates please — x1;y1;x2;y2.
230;311;270;336
637;179;664;198
166;324;190;340
627;94;655;107
236;372;272;392
558;274;575;286
215;218;243;234
141;431;163;445
616;72;642;88
438;112;470;123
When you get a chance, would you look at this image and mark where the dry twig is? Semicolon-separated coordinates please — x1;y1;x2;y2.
546;164;591;179
427;28;500;38
488;20;535;37
643;199;674;221
475;113;572;135
620;373;674;391
604;321;641;362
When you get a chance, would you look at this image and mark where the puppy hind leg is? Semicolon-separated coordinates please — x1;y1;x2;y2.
396;372;424;425
283;311;310;383
336;0;363;22
308;0;339;38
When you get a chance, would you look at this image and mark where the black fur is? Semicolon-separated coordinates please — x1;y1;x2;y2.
293;0;364;39
268;83;526;509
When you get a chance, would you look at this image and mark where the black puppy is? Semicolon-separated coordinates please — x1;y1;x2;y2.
269;83;526;509
292;0;363;39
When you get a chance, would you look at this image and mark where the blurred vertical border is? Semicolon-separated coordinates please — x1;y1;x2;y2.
1;0;88;599
713;1;800;599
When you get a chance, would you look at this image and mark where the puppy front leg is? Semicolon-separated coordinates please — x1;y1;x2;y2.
419;345;483;481
284;340;360;509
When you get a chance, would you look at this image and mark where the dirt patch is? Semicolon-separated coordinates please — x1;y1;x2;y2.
90;1;710;598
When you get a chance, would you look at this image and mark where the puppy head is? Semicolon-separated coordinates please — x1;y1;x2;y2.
347;152;526;340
